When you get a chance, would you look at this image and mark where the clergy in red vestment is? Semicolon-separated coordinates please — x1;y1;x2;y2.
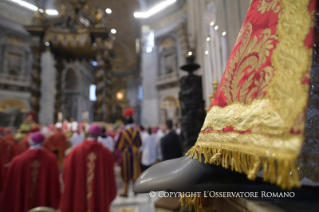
44;122;68;168
60;124;117;212
0;157;4;194
0;127;17;166
19;125;41;154
0;132;60;212
3;128;18;144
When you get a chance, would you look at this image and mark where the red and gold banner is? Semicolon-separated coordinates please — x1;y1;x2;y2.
187;0;316;190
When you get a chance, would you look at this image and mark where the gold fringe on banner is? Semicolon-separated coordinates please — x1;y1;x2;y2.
185;145;300;189
179;0;315;210
180;194;214;212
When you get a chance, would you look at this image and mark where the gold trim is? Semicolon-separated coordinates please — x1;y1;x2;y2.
30;161;41;205
87;152;96;212
203;0;312;135
186;143;300;189
202;99;287;134
180;194;213;212
197;132;302;157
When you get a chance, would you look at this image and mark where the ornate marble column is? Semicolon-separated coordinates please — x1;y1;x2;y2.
93;38;112;122
29;37;43;121
54;57;64;122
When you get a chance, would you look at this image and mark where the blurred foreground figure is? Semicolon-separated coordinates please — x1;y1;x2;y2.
60;124;116;212
0;132;60;212
116;108;142;197
45;123;68;168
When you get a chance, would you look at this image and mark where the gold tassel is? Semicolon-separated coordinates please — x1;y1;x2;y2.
185;146;300;190
180;194;214;212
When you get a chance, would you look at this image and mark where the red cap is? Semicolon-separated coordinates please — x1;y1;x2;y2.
30;132;45;144
123;107;134;117
89;124;101;135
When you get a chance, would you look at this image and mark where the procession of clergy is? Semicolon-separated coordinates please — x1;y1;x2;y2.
0;108;176;212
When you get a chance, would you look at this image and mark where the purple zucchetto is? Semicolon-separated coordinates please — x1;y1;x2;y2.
30;131;46;144
89;124;101;136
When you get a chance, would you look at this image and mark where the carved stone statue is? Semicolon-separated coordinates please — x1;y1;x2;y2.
179;55;206;153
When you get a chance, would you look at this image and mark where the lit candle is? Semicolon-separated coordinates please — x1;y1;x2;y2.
83;111;89;123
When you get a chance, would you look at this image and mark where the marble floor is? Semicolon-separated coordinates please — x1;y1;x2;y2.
110;166;159;212
110;190;158;212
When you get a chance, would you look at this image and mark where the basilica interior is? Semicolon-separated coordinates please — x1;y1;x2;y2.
0;0;251;129
1;0;319;212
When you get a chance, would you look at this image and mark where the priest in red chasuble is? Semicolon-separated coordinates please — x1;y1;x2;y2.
44;122;68;168
0;132;60;212
115;108;142;197
0;127;18;167
3;128;18;144
0;157;4;194
60;124;116;212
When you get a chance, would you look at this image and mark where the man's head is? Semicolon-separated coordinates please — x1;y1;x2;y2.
28;131;46;146
88;124;101;139
140;125;145;132
164;120;173;132
26;111;36;123
124;116;134;125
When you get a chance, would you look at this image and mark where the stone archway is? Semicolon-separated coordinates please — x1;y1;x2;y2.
0;99;27;112
0;99;27;128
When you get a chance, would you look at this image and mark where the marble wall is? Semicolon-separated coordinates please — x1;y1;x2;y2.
140;0;187;127
0;15;32;125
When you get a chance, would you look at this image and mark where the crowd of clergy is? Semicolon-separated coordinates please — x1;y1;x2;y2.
0;109;183;212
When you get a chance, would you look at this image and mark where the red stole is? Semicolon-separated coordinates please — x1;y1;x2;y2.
60;140;117;212
0;149;60;212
